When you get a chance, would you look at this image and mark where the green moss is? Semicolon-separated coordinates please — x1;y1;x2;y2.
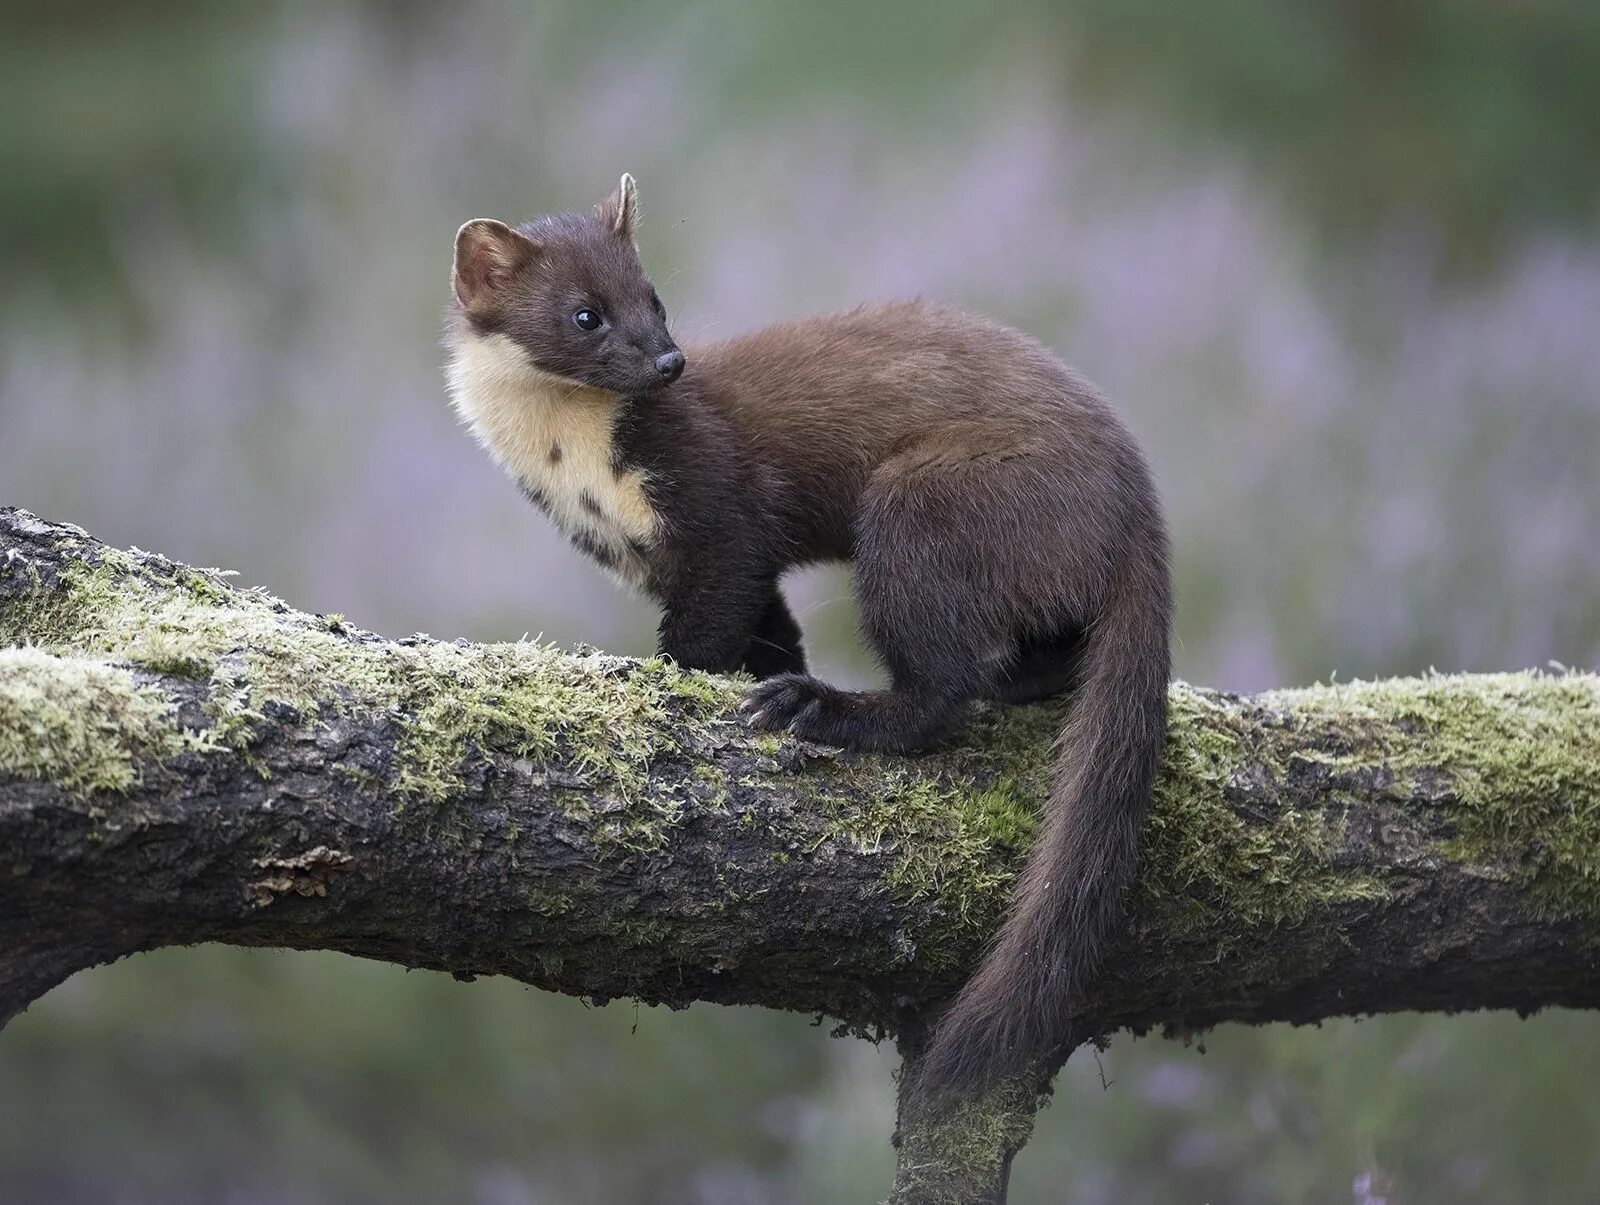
809;679;1421;979
964;779;1037;851
184;569;234;606
820;702;1067;958
818;749;1042;969
1;547;130;651
657;658;739;711
528;890;576;918
1;550;734;809
1138;684;1388;954
8;535;1597;944
1256;671;1600;922
691;761;727;785
0;645;215;794
1129;672;1600;971
891;1073;1041;1205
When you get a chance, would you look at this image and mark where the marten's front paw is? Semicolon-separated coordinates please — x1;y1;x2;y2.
741;673;840;737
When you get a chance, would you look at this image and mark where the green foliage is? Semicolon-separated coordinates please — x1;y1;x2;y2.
0;4;285;311
11;0;1597;310
1061;0;1600;260
0;947;857;1205
1013;1007;1600;1203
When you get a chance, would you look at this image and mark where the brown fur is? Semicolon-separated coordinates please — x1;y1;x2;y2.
443;177;1172;1100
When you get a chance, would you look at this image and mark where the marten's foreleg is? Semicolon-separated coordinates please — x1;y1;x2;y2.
745;456;1020;750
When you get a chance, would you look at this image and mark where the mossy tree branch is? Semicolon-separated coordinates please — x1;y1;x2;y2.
3;507;1599;1204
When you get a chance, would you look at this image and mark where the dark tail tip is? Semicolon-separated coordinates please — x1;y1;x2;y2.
913;951;1070;1106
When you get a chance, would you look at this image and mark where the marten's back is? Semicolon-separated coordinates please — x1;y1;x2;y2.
683;300;1136;557
690;301;1106;453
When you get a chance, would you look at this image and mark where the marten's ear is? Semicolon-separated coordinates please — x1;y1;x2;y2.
453;219;540;314
599;173;639;242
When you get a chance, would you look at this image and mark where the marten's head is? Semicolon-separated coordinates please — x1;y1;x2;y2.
450;174;683;396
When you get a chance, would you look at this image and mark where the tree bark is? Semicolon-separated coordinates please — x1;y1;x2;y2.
2;506;1598;1203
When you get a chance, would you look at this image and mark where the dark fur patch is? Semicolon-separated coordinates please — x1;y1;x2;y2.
518;481;550;514
569;529;617;569
548;443;562;464
579;491;603;519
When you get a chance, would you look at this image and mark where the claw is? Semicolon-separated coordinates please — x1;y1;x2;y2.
787;699;823;735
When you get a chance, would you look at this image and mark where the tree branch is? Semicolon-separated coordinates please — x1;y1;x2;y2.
3;507;1598;1203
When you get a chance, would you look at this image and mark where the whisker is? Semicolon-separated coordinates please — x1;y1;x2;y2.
796;594;853;621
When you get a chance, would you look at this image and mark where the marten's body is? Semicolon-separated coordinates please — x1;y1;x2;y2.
445;176;1171;1096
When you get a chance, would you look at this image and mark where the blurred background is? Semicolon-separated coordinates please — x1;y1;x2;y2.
2;2;1599;1201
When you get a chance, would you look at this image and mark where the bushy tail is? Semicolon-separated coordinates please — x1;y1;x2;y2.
917;569;1170;1099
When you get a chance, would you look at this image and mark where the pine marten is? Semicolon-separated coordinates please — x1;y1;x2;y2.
443;175;1171;1099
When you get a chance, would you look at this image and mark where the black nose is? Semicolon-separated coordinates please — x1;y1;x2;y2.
655;349;685;382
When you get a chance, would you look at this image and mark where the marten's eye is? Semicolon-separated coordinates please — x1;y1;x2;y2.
649;289;666;319
573;308;603;332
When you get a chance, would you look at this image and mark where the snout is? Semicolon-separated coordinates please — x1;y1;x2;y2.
654;349;685;383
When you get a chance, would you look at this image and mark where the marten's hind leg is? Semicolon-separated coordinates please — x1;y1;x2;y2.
742;662;976;751
743;454;1013;751
991;626;1086;704
741;648;980;752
